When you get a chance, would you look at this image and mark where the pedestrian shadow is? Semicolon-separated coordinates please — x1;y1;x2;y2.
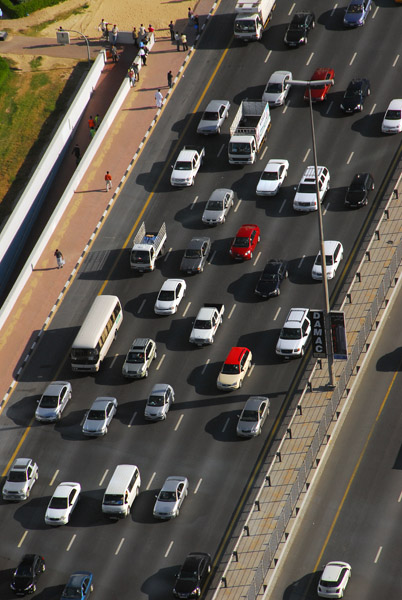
74;188;107;193
32;266;58;272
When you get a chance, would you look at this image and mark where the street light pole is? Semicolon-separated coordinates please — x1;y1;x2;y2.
56;27;91;67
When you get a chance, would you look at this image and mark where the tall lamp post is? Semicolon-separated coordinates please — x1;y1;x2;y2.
56;27;91;67
291;78;335;387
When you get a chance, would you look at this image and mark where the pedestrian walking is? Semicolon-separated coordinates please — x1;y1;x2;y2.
155;89;163;109
128;67;135;87
132;26;139;47
148;24;155;35
105;171;112;191
72;143;81;165
175;31;181;51
98;18;107;39
188;7;194;22
94;113;100;129
89;127;96;139
193;14;200;34
111;24;118;44
139;46;147;66
168;20;175;41
133;62;139;81
167;70;173;89
139;24;146;42
111;45;119;62
54;249;65;269
181;33;188;51
88;115;95;130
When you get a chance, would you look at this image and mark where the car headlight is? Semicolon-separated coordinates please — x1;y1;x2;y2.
245;250;251;255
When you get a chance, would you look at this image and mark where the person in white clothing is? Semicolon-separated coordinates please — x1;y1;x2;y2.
155;89;163;109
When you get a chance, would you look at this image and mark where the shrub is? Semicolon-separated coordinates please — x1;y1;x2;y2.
0;0;68;19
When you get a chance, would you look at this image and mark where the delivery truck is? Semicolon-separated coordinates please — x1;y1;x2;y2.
234;0;276;41
228;100;271;164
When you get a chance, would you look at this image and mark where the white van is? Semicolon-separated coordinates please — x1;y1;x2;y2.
102;465;141;518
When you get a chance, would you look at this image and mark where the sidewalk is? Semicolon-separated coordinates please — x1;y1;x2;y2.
0;0;218;407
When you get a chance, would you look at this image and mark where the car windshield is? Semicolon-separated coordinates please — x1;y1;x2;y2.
349;180;364;190
16;565;33;577
8;470;27;482
233;236;249;248
290;15;306;28
298;183;317;194
266;83;283;94
221;363;240;374
62;586;82;599
315;254;333;266
385;109;401;120
126;351;145;364
348;3;363;12
184;249;201;258
345;87;361;97
241;410;258;422
174;161;192;171
147;395;164;407
159;490;176;501
179;570;197;582
261;171;278;181
262;273;278;282
39;395;58;408
87;409;105;420
202;111;219;121
194;319;211;330
281;327;302;340
49;496;68;509
206;200;223;210
158;290;175;301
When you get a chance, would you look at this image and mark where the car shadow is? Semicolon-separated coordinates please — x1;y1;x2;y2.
156;317;195;352
205;408;245;442
283;571;321;599
227;272;261;303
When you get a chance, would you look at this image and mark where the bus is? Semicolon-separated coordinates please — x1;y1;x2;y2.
70;295;123;372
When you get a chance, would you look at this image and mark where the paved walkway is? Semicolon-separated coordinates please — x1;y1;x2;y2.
0;0;217;406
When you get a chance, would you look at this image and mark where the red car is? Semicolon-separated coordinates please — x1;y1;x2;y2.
230;224;260;260
304;67;335;102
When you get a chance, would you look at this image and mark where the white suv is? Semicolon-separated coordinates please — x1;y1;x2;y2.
293;166;330;212
276;308;311;358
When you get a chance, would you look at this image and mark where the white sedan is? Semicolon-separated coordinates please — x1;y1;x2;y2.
318;561;351;598
82;396;118;436
45;482;81;526
154;279;186;315
262;70;292;106
153;476;189;519
256;159;289;196
381;99;402;134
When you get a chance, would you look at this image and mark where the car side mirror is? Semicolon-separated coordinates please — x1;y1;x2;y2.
294;186;297;190
155;494;158;498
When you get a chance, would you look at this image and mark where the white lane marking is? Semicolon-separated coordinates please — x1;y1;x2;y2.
279;199;286;213
273;307;281;321
370;103;376;115
146;472;156;490
322;204;328;216
66;534;76;552
282;104;288;114
209;250;216;264
248;364;255;377
222;418;230;433
349;52;357;66
306;52;314;66
165;541;174;558
372;5;379;18
374;546;382;563
128;411;137;428
201;359;210;375
325;101;333;115
347;151;354;164
288;2;295;15
49;469;59;486
138;299;146;313
110;354;119;368
115;538;125;556
194;478;203;494
303;149;310;162
217;144;225;157
156;354;165;370
175;414;184;431
234;199;242;212
18;531;28;548
393;55;399;68
253;252;261;266
260;146;268;161
398;490;402;503
298;255;306;268
228;304;236;319
183;301;191;317
264;49;272;63
99;469;109;487
330;4;338;17
190;196;198;210
163;247;172;262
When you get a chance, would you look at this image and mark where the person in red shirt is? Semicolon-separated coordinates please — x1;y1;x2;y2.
88;115;95;129
105;171;112;191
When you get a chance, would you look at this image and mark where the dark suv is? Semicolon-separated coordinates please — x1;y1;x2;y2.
255;259;288;298
173;552;211;598
344;173;375;208
341;78;370;113
11;554;45;595
284;11;315;46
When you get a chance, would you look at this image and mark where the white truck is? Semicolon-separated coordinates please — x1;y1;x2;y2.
234;0;276;41
130;222;167;272
228;100;271;165
189;303;225;346
170;145;205;187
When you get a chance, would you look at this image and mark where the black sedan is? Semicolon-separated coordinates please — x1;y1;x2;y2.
344;173;375;208
340;78;370;113
284;11;315;46
180;236;211;274
10;554;45;595
255;259;288;298
173;552;211;598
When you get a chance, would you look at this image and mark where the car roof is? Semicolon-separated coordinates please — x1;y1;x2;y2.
20;554;38;564
387;99;402;110
187;237;209;249
265;159;287;171
149;383;171;395
161;278;185;291
204;99;229;112
292;11;313;22
177;149;197;161
183;552;211;568
236;224;258;236
162;476;187;491
43;381;70;394
54;482;79;496
318;240;341;254
350;172;370;184
322;562;350;581
286;308;309;324
302;165;328;180
311;67;333;80
225;346;249;364
131;337;152;349
90;396;116;409
243;396;268;411
268;70;291;83
12;458;33;469
68;572;92;585
263;259;283;272
208;188;232;201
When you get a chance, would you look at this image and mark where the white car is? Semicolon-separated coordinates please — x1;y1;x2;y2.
311;241;343;280
2;458;39;501
318;561;352;598
197;99;230;134
381;99;402;134
144;383;175;421
35;381;72;422
293;166;330;212
236;396;270;437
276;308;311;358
154;279;186;315
45;482;81;526
256;159;289;196
262;70;292;106
82;396;118;436
153;476;189;519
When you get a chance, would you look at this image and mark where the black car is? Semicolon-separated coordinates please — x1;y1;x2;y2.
255;260;288;298
284;11;315;46
173;552;211;598
180;236;211;274
344;173;375;208
340;78;370;113
10;554;45;595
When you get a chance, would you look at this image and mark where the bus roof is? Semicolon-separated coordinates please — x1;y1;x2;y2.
72;295;121;350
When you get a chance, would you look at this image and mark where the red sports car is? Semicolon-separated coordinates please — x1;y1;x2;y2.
304;67;335;102
230;224;260;260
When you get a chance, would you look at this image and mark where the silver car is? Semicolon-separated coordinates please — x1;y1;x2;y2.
197;99;230;134
202;188;234;226
82;396;118;436
35;381;72;422
236;396;270;437
180;237;211;274
153;476;189;519
144;384;175;421
2;458;39;501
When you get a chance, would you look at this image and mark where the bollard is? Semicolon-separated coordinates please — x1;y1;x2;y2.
276;451;281;463
356;272;361;282
233;550;238;562
287;428;292;439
